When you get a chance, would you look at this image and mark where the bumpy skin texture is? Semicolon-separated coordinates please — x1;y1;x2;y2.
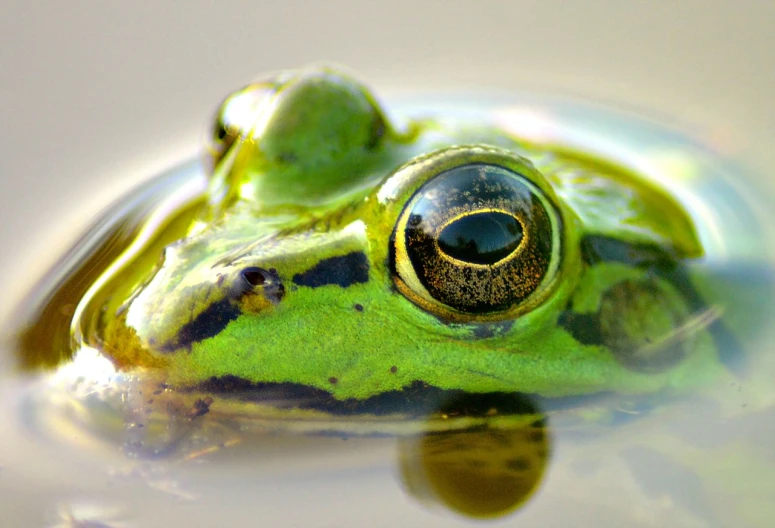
96;66;728;402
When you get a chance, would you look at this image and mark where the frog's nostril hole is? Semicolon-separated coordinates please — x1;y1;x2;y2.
241;267;267;287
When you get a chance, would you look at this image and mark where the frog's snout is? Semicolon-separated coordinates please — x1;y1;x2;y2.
152;267;284;353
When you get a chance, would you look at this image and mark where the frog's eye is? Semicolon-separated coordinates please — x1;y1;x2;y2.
206;81;280;168
390;161;562;319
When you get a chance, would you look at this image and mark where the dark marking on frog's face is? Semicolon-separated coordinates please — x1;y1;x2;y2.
161;267;284;352
193;376;546;417
292;251;369;288
557;311;602;347
160;298;241;352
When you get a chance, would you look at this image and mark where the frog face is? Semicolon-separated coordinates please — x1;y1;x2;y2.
98;66;730;405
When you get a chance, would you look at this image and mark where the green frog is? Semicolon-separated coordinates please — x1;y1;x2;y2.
76;66;733;404
17;65;767;522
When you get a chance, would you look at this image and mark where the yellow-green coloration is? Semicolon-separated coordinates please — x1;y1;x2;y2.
69;65;731;408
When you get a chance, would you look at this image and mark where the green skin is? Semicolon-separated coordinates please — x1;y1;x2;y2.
99;66;731;406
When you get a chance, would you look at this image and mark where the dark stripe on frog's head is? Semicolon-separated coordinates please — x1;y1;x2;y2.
562;235;746;375
159;298;241;352
156;251;368;353
292;251;369;288
194;376;548;418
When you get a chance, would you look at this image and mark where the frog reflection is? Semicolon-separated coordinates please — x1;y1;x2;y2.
398;392;549;520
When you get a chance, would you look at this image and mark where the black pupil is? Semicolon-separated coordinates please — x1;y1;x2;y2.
437;212;524;265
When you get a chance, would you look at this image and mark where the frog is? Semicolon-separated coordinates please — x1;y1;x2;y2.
28;62;744;439
75;66;732;404
16;65;767;522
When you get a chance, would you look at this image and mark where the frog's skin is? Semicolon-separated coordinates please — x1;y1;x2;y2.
76;65;736;418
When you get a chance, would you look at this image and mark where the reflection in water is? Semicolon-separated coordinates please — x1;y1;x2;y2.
398;394;549;519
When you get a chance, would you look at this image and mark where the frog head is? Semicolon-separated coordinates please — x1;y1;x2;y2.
97;66;730;408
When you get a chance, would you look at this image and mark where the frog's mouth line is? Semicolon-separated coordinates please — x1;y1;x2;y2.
187;375;625;422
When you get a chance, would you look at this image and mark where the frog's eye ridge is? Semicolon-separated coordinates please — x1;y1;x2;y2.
391;162;561;318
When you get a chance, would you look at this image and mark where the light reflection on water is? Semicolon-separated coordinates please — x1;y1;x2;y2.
2;97;774;527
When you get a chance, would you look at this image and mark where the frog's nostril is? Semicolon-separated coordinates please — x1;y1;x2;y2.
241;267;268;287
239;267;285;304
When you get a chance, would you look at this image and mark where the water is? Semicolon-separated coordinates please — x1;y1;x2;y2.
2;97;774;527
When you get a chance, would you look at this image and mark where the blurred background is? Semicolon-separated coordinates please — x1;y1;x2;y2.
1;2;774;526
1;1;773;323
